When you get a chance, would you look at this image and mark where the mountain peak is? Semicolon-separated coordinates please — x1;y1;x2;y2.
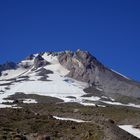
0;50;140;99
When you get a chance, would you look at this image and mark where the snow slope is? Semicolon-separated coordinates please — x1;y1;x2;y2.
119;125;140;139
0;53;89;107
0;68;27;80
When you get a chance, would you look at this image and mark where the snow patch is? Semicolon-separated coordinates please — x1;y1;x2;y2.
53;116;87;123
23;99;37;104
111;69;130;79
101;100;140;108
42;53;58;64
81;96;101;102
0;104;20;108
119;125;140;139
109;97;115;101
96;87;103;91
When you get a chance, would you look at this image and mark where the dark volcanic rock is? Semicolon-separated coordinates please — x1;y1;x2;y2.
25;54;35;60
34;55;50;69
36;68;53;76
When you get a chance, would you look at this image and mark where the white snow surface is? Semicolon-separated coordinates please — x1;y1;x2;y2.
101;100;140;109
0;103;20;108
96;87;103;91
53;116;87;123
42;53;58;63
111;69;130;79
0;68;27;80
23;99;37;104
0;54;90;107
119;125;140;139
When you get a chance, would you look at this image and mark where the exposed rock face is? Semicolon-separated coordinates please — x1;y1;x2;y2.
34;55;49;69
58;50;105;84
58;50;140;98
25;54;36;61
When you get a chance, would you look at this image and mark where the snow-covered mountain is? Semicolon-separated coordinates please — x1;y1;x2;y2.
0;50;140;108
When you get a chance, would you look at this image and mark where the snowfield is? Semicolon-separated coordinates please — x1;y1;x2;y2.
119;125;140;139
0;54;88;107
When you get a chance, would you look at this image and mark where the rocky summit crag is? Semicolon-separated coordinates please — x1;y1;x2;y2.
58;50;140;98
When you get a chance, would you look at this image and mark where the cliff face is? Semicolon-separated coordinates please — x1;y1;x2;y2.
58;50;140;98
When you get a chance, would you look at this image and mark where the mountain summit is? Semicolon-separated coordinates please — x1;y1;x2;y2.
0;50;140;107
0;50;140;139
58;50;140;98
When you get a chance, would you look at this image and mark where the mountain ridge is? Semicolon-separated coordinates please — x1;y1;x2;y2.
0;50;140;139
0;49;140;99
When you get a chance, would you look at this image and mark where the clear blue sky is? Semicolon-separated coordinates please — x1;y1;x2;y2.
0;0;140;81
